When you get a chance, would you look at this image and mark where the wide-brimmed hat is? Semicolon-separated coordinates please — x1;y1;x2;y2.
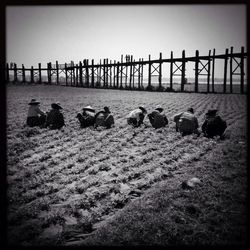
187;107;194;113
139;106;147;114
155;105;163;112
28;99;40;105
104;106;110;113
83;105;95;112
51;102;62;110
206;109;217;116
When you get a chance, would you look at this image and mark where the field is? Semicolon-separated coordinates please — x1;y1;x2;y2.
6;85;247;246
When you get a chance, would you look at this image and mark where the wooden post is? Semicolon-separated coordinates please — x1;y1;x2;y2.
240;46;245;94
211;49;215;93
75;64;78;86
71;63;73;85
170;51;173;90
229;47;233;93
49;62;52;84
83;60;86;86
106;60;109;88
223;48;229;93
105;58;109;88
181;50;186;92
113;60;116;88
47;63;51;84
103;59;106;87
132;60;135;89
102;59;106;87
73;62;76;86
194;50;199;93
138;59;141;90
106;59;109;87
116;62;120;88
99;59;102;87
79;61;83;87
159;52;162;90
105;59;107;87
120;55;123;88
109;60;112;88
141;58;144;89
22;64;26;83
148;55;152;89
107;59;109;87
207;50;211;93
30;66;34;83
105;60;107;87
129;56;133;89
69;62;72;86
91;59;95;87
65;63;68;86
125;59;128;88
6;63;9;83
85;60;89;87
38;63;42;84
14;63;17;83
56;61;59;85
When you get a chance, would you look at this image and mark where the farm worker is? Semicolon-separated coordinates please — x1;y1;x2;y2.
148;105;168;129
201;109;227;138
26;99;46;127
45;102;65;129
127;106;147;127
76;105;95;128
94;106;114;129
173;107;199;136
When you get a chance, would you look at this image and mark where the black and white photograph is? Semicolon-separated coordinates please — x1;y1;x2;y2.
4;2;248;247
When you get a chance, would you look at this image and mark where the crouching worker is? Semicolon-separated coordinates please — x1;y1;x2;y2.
76;105;95;128
94;106;114;129
127;106;147;127
26;99;46;127
173;107;199;136
148;105;168;129
202;109;227;138
45;103;65;129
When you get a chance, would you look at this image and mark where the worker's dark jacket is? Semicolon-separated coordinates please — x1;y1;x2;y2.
77;112;95;128
46;109;65;129
148;110;168;129
202;115;227;137
94;111;114;128
173;111;199;135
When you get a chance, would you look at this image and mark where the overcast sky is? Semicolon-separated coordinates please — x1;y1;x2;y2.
6;4;246;77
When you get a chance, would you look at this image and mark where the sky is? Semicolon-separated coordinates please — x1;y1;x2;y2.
6;4;247;78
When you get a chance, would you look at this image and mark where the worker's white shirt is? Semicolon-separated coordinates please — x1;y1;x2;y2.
27;105;45;117
127;108;143;120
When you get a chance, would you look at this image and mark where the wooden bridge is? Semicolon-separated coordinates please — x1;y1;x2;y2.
5;46;248;94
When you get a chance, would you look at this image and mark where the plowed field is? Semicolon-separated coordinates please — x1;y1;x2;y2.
6;85;247;246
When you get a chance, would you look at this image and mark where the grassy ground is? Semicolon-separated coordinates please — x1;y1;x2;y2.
6;84;247;246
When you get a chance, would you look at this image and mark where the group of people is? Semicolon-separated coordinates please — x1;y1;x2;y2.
27;99;65;130
26;98;227;138
173;107;227;137
26;99;114;130
126;105;227;138
76;106;114;129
